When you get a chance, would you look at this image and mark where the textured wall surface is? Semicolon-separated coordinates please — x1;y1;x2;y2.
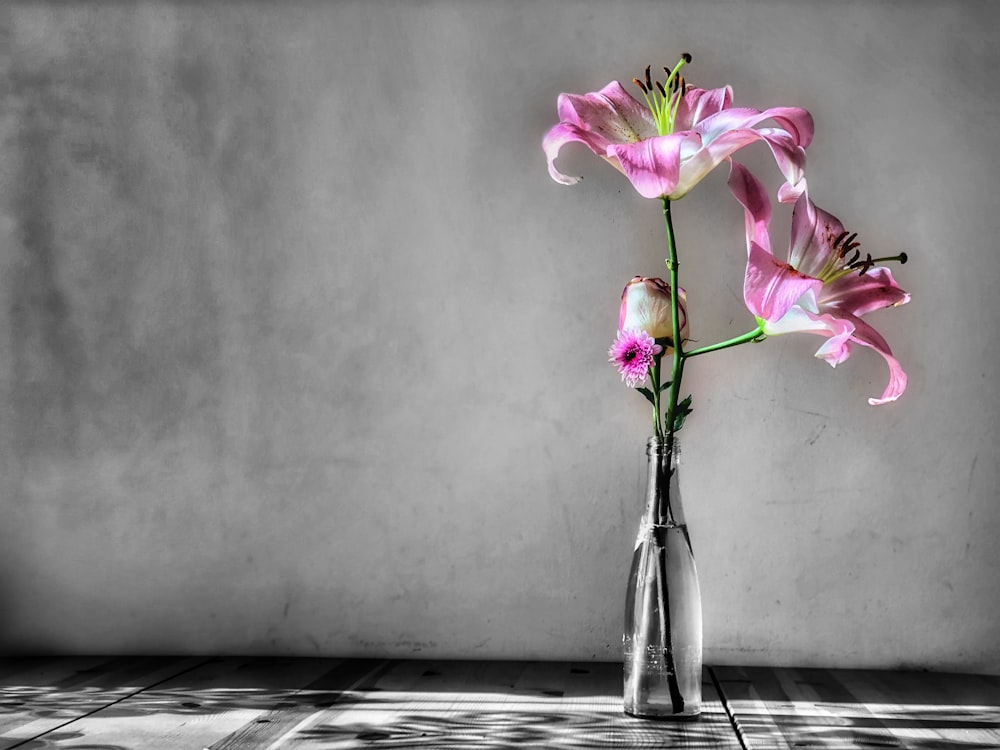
1;1;998;672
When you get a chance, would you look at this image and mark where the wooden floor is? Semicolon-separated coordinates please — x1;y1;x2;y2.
0;657;997;749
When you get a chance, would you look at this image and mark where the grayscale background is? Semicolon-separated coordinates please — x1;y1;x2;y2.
1;0;997;672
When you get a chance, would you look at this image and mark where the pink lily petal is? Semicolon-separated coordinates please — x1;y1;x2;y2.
673;86;734;131
697;106;813;150
762;306;855;361
689;126;805;201
842;313;909;405
777;178;807;204
753;129;809;199
542;122;592;185
607;133;694;200
543;122;640;185
750;106;814;149
787;193;846;278
544;82;656;186
744;242;823;322
821;267;911;317
696;106;813;150
727;161;772;253
763;306;907;405
556;81;656;146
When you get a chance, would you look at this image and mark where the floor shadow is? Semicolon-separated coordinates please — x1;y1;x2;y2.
297;707;731;749
719;666;1000;750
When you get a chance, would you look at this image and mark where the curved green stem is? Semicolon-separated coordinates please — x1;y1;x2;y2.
684;324;766;359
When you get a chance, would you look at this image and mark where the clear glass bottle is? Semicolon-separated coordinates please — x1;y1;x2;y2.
623;435;703;719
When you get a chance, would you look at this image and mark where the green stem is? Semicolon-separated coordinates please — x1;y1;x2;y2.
683;324;766;359
650;358;663;438
662;197;684;453
659;197;687;716
638;199;766;718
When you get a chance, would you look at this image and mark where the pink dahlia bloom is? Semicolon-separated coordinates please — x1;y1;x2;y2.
609;329;663;388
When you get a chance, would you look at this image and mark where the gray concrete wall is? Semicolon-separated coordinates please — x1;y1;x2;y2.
1;0;997;672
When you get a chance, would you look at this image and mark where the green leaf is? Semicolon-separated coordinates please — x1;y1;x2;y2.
636;387;656;406
672;395;693;432
658;380;673;394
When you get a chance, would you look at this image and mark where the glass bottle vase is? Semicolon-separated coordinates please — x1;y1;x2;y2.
623;436;703;719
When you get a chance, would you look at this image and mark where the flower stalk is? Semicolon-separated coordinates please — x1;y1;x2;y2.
657;197;768;446
662;198;686;452
650;358;663;439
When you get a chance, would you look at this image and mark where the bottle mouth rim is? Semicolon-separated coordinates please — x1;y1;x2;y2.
646;435;681;455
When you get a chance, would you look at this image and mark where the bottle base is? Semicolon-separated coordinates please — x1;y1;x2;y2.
623;708;702;721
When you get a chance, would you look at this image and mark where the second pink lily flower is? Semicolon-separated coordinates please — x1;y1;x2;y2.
727;162;910;405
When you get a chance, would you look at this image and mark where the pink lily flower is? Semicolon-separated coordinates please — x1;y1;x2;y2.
727;162;910;405
543;57;814;200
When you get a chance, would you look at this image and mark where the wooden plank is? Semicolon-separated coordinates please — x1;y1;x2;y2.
714;665;1000;750
0;656;205;749
5;657;342;749
712;665;798;749
417;660;537;747
714;665;904;749
207;659;392;750
832;668;1000;749
275;658;496;748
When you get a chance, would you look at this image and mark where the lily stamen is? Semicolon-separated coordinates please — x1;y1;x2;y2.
849;253;875;275
834;231;859;258
817;227;868;281
823;246;909;281
631;54;693;136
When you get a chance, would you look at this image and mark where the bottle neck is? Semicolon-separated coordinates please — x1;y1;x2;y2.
644;435;684;527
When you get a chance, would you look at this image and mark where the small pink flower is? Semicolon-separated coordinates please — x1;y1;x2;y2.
609;329;663;388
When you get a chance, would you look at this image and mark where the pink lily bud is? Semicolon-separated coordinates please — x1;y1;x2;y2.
619;276;689;346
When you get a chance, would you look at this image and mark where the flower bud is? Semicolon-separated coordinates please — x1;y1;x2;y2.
619;276;689;345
